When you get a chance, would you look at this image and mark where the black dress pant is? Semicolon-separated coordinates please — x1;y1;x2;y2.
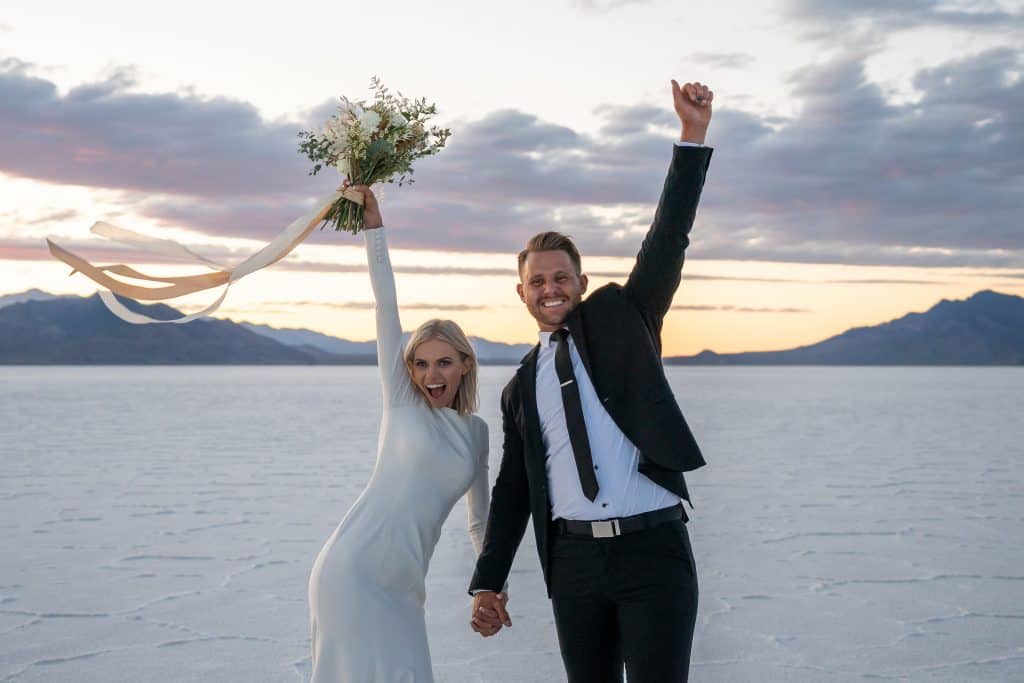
549;518;698;683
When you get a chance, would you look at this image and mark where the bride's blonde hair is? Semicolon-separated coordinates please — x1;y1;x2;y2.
403;319;479;416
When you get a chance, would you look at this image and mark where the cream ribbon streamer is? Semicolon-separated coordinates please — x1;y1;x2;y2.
46;188;364;324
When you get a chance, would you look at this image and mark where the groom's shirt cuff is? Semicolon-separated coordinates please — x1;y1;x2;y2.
675;140;704;147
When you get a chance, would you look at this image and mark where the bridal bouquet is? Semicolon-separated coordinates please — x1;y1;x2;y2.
298;77;452;233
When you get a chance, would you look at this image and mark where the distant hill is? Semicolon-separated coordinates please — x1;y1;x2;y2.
240;321;532;363
0;294;332;364
470;337;536;364
3;289;1020;365
240;321;377;357
666;290;1024;365
0;288;75;308
0;292;531;364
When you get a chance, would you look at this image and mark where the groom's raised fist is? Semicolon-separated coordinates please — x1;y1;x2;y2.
672;79;713;144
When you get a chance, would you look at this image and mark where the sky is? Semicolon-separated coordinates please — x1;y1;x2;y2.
2;0;1022;355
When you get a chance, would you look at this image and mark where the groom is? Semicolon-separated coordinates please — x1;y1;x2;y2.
467;80;714;682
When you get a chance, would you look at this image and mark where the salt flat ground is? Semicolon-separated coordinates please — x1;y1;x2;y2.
0;366;1021;682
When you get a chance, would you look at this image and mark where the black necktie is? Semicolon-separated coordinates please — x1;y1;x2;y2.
552;329;600;501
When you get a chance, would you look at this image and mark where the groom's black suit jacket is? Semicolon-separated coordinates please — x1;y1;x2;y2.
469;145;713;597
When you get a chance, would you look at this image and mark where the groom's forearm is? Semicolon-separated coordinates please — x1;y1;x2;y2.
468;462;531;592
469;504;529;593
468;402;531;593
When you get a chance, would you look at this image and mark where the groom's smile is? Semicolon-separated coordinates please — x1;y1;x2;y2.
542;298;568;309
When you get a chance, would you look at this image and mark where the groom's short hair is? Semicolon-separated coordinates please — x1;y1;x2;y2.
518;232;582;278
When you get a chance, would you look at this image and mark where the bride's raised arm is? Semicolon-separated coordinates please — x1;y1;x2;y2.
346;185;418;407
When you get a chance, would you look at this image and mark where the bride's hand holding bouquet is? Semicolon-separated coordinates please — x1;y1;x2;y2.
340;181;383;230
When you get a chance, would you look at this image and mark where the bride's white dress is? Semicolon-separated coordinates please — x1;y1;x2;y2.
308;228;490;682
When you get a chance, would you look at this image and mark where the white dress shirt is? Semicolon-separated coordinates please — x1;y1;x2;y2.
536;330;680;521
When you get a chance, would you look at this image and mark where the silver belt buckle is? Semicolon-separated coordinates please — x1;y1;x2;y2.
591;519;620;538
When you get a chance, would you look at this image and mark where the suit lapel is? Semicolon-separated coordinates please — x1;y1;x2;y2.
516;344;546;468
565;306;595;382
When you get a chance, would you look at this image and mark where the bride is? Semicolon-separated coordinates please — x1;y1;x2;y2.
308;184;502;682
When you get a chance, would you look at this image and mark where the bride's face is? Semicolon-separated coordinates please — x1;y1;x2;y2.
411;338;469;410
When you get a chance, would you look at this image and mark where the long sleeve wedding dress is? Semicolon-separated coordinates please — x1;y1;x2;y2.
308;228;490;682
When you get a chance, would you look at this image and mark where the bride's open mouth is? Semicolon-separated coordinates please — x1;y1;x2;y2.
426;383;446;399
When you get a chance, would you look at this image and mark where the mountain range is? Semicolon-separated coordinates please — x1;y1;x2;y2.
666;290;1024;365
0;290;532;364
0;289;1021;365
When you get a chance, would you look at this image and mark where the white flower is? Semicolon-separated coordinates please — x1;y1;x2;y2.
324;117;348;142
329;140;348;158
389;111;407;128
358;109;381;133
335;157;351;176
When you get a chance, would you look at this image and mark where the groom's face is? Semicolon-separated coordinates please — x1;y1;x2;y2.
517;250;588;331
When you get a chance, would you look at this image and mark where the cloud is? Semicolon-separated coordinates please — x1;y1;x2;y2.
0;234;251;266
269;260;518;277
0;235;521;277
3;48;1023;268
591;271;822;283
0;237;185;264
137;195;327;243
690;47;1024;266
823;278;945;285
573;0;652;11
0;57;29;74
24;209;79;225
0;232;958;285
248;300;490;311
0;65;319;198
686;52;756;70
360;49;1024;267
785;0;1024;43
671;304;810;313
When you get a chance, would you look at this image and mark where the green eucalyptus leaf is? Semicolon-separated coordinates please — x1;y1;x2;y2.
364;139;395;164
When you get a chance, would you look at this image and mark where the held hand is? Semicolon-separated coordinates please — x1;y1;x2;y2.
671;79;713;144
340;181;383;230
470;591;511;637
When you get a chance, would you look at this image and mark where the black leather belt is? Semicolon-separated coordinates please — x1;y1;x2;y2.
555;504;686;538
